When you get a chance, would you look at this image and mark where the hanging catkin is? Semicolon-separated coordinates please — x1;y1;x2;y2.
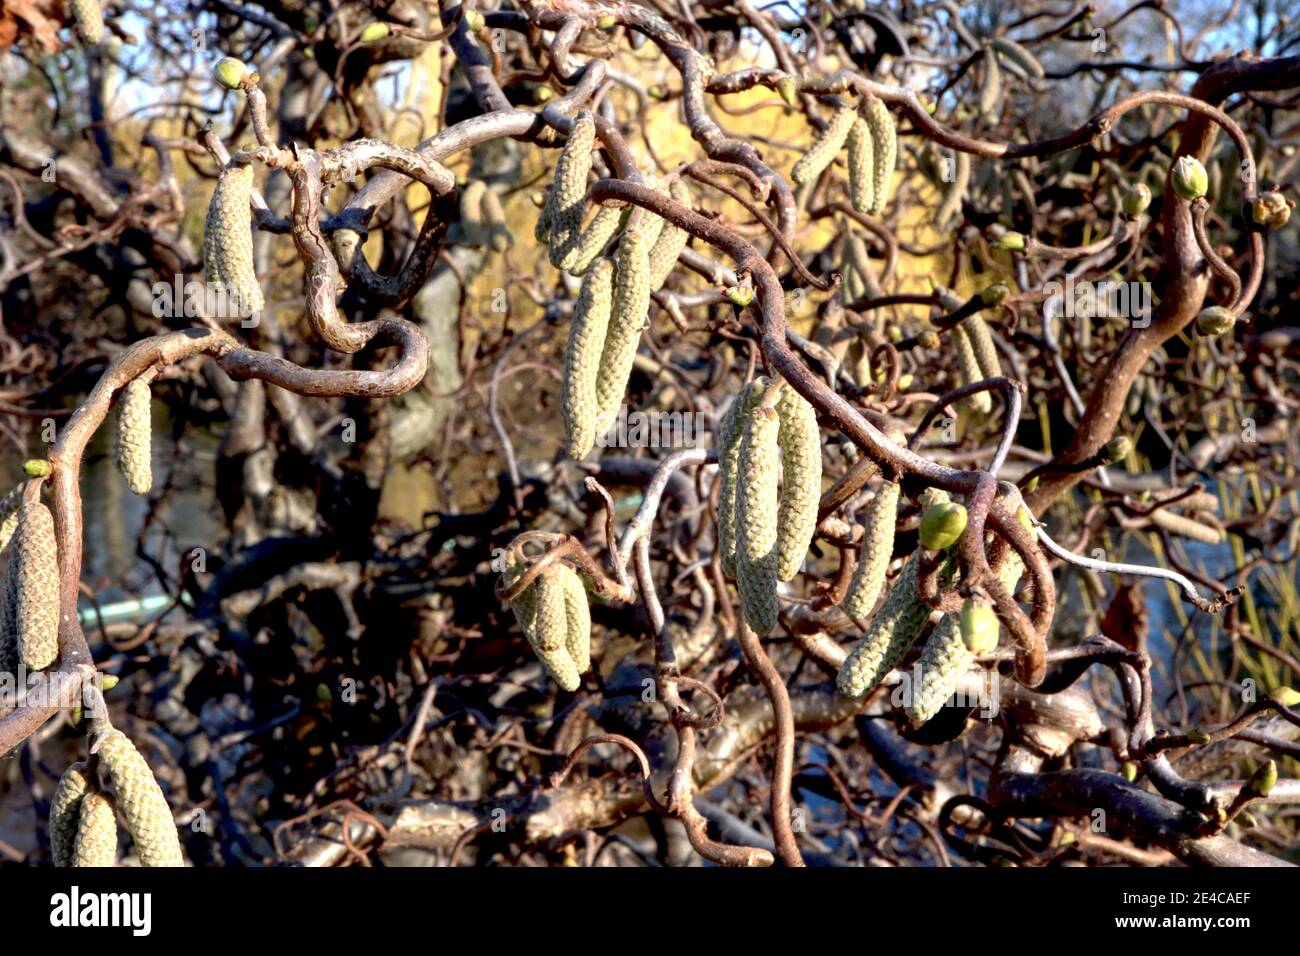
735;401;781;635
559;564;591;677
862;94;896;216
97;730;184;867
846;117;875;214
566;205;624;276
647;179;692;288
115;379;153;495
545;111;597;270
842;480;900;620
49;762;91;868
72;792;118;868
561;258;614;458
774;386;821;581
203;163;264;317
528;567;581;691
71;0;104;44
961;315;1003;381
953;325;993;413
593;225;652;437
791;105;857;186
837;555;933;699
14;498;59;671
717;380;763;578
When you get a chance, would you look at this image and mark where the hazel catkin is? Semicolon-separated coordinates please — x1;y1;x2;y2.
70;0;104;44
203;162;264;318
862;94;896;216
49;762;92;868
544;111;597;270
115;379;153;495
72;792;118;868
846;117;875;214
717;380;763;578
561;258;615;458
842;480;900;620
528;567;582;692
837;555;932;699
647;179;692;288
774;386;821;582
593;226;652;438
13;499;59;671
96;730;184;867
791;105;857;186
735;402;781;635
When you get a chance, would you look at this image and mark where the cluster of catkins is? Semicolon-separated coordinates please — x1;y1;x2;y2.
546;111;693;459
717;379;823;636
792;95;897;216
49;731;184;867
837;486;1028;725
503;557;591;692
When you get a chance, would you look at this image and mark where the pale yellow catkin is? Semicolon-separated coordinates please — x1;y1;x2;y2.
1150;508;1223;544
717;380;764;578
647;179;692;288
529;568;581;691
837;555;932;699
842;480;900;620
115;379;153;495
546;111;597;270
953;325;993;414
846;117;875;214
791;105;857;186
558;565;591;677
561;258;614;458
49;762;91;868
203;163;264;316
862;94;896;216
775;387;821;581
503;556;539;639
593;226;652;437
97;730;184;867
71;0;104;44
72;792;118;868
14;499;59;671
735;402;781;635
567;205;624;276
961;315;1003;381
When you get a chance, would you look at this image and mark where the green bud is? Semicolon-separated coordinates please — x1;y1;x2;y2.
1246;759;1277;797
1102;436;1132;463
1170;156;1208;202
1196;305;1235;336
959;600;999;655
726;286;755;307
316;683;333;702
896;373;913;389
980;282;1010;306
465;9;485;32
992;231;1026;252
1268;686;1300;709
919;501;968;551
1121;182;1151;216
360;22;391;43
918;330;940;349
887;325;903;342
1187;728;1212;745
23;459;52;477
1235;810;1258;828
776;77;798;106
1252;191;1292;230
1023;476;1039;493
1121;761;1138;782
100;674;119;691
214;56;249;91
596;14;618;30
